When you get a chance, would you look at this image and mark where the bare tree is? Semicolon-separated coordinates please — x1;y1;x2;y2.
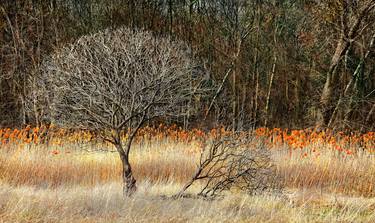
318;0;375;127
42;28;207;196
176;134;280;198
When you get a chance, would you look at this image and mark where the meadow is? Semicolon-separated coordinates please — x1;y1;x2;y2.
0;125;374;222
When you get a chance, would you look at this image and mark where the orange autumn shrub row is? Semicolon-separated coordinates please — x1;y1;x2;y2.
0;125;373;157
255;127;374;156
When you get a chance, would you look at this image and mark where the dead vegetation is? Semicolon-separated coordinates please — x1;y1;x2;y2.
177;135;281;198
1;133;375;222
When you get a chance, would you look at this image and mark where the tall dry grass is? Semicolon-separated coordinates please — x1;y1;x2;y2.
276;150;375;197
0;141;198;187
1;140;375;197
0;182;375;222
1;136;375;222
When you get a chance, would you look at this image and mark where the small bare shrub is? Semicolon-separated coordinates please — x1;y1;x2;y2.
177;134;281;198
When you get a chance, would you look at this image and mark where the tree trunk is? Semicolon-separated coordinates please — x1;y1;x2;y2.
115;143;136;196
361;103;375;132
327;33;375;128
264;55;276;127
20;94;27;126
318;38;350;127
318;1;374;127
120;154;137;196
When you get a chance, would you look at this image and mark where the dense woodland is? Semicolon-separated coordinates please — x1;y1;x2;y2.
1;0;375;131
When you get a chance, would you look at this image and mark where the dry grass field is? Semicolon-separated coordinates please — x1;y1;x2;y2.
0;126;375;222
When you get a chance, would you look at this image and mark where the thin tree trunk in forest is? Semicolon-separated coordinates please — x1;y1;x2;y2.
294;76;300;123
361;103;375;132
252;2;261;128
238;81;248;130
328;71;356;128
254;68;260;127
319;38;350;127
232;56;237;133
33;79;40;127
251;50;258;128
328;33;375;127
20;95;27;126
205;30;247;124
264;55;276;127
344;33;375;125
205;66;233;120
318;1;375;127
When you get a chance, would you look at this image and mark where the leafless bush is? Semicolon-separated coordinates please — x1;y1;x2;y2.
177;134;281;198
41;27;209;196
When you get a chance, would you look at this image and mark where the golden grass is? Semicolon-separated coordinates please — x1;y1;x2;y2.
1;137;375;222
0;183;375;222
273;149;375;197
1;140;374;197
0;142;198;187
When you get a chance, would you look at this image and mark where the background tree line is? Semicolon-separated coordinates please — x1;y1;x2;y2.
1;0;374;131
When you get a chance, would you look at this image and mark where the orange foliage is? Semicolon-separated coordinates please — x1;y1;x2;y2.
0;125;373;158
